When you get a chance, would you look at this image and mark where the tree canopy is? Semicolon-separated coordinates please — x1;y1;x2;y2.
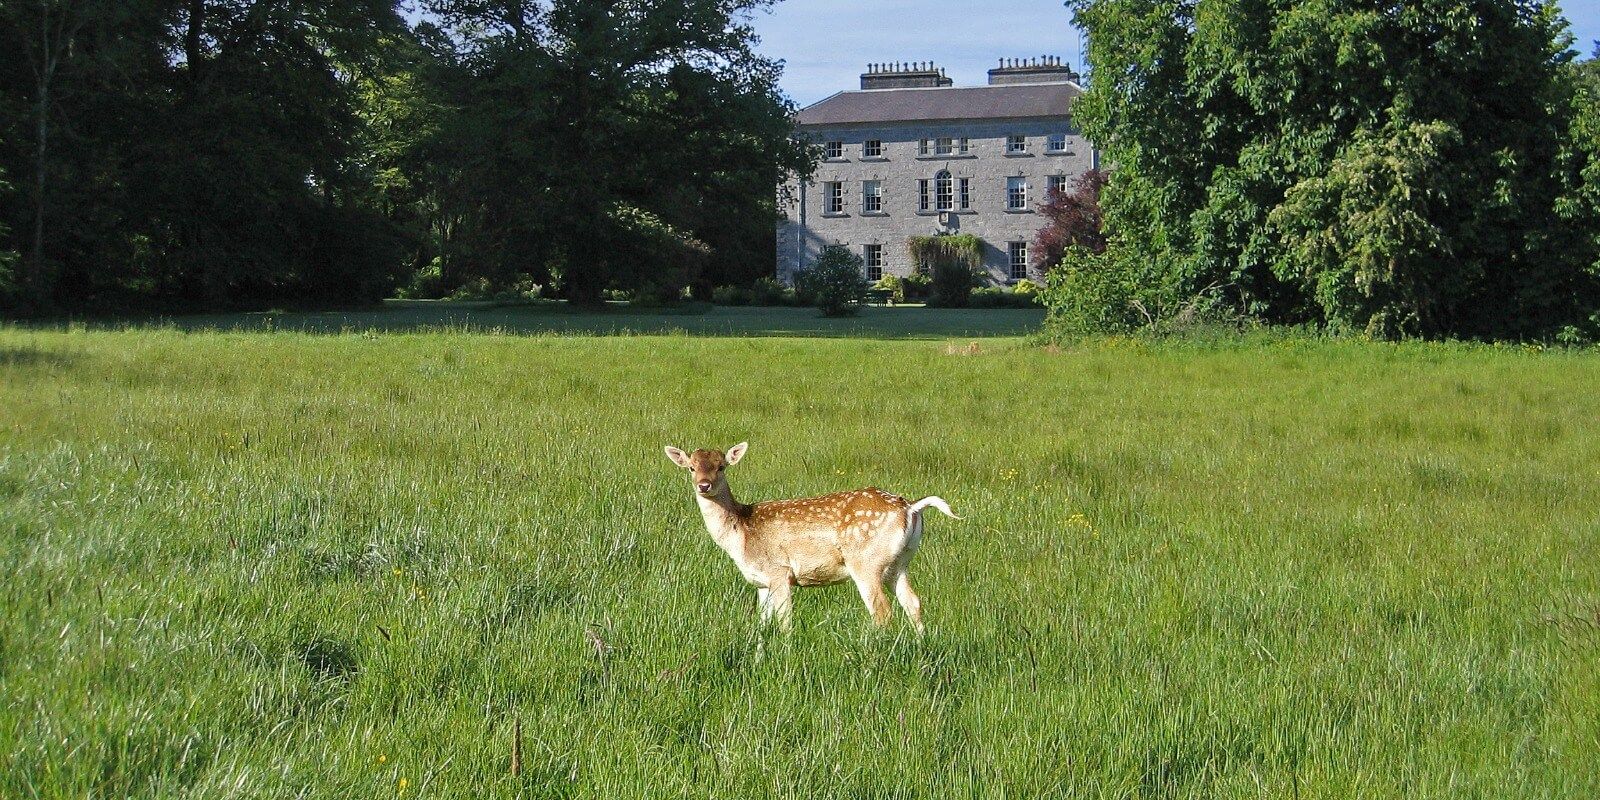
1053;0;1600;340
0;0;811;313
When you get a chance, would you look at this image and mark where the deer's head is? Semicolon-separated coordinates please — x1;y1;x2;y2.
664;442;747;496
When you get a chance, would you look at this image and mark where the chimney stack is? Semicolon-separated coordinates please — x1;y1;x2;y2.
860;61;954;90
988;55;1080;85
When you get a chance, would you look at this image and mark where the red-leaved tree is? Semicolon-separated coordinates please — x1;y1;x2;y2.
1033;169;1108;274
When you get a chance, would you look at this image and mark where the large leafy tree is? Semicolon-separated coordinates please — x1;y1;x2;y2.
1061;0;1600;339
0;0;409;312
416;0;811;301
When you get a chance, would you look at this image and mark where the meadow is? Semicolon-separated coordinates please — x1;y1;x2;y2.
1;307;1597;798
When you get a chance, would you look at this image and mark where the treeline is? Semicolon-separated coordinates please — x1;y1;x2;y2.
1046;0;1600;341
0;0;810;314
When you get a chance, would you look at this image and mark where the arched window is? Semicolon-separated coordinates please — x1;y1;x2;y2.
934;170;953;212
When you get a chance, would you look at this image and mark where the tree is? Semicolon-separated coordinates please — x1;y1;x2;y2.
0;167;15;301
1033;168;1107;273
0;0;409;312
417;0;810;302
794;245;867;316
1061;0;1600;339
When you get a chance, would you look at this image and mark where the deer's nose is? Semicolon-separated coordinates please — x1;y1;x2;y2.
697;482;713;493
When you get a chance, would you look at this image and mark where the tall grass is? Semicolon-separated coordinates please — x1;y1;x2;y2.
0;324;1596;798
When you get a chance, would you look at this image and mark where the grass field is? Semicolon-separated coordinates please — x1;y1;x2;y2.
79;300;1047;339
2;310;1597;798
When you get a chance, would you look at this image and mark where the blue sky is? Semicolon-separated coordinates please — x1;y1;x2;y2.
751;0;1600;107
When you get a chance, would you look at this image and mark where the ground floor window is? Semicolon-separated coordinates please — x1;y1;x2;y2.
864;244;883;281
918;179;930;212
958;178;971;209
1008;242;1028;281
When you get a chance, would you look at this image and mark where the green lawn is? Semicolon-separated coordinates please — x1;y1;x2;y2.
74;300;1047;339
1;313;1597;798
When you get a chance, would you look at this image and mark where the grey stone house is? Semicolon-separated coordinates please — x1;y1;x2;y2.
776;58;1097;285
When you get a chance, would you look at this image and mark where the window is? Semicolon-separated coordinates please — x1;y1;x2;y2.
1009;242;1029;281
1006;135;1027;154
1047;134;1068;152
959;137;971;154
935;137;954;156
935;170;953;211
825;141;843;159
825;181;844;214
1006;176;1028;210
958;178;971;210
864;139;883;158
864;244;883;281
1049;175;1069;196
863;180;883;213
918;179;930;212
919;139;930;156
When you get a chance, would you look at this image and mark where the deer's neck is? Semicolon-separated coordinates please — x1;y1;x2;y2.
694;487;749;550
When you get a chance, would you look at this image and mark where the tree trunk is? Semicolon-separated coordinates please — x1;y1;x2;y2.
24;4;54;311
185;0;204;77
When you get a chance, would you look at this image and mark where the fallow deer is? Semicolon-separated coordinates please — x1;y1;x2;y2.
664;442;959;632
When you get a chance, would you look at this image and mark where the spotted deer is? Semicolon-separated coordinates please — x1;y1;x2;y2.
663;442;959;632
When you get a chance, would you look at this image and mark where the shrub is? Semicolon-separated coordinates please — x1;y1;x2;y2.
1038;246;1143;336
909;234;985;307
871;274;905;304
902;272;932;302
750;276;791;306
1012;278;1043;297
794;246;869;316
929;260;986;308
712;285;752;306
969;286;1043;308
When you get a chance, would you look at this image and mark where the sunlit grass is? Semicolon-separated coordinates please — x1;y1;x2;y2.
1;321;1596;798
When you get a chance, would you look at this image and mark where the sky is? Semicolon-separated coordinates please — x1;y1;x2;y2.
750;0;1600;108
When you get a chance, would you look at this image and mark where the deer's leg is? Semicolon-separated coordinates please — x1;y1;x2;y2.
892;570;925;634
849;565;893;627
764;572;795;630
757;587;772;621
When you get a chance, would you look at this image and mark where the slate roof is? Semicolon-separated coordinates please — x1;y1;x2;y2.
794;82;1081;127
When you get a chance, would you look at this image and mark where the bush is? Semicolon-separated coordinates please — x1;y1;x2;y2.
750;276;792;306
908;234;986;307
794;246;869;316
969;286;1043;308
1038;246;1144;337
712;285;752;306
1012;278;1043;297
902;272;932;302
871;274;905;304
929;259;986;308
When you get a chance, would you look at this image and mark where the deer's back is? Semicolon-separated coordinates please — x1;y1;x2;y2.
747;488;909;547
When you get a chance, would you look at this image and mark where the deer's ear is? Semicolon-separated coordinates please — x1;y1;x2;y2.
664;446;692;469
725;442;749;466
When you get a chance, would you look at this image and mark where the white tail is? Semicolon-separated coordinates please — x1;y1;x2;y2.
907;495;960;520
665;442;959;632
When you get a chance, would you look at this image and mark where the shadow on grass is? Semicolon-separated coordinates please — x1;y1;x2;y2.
12;300;1046;340
0;345;75;367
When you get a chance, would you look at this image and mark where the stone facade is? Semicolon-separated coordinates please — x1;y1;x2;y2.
776;60;1095;286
